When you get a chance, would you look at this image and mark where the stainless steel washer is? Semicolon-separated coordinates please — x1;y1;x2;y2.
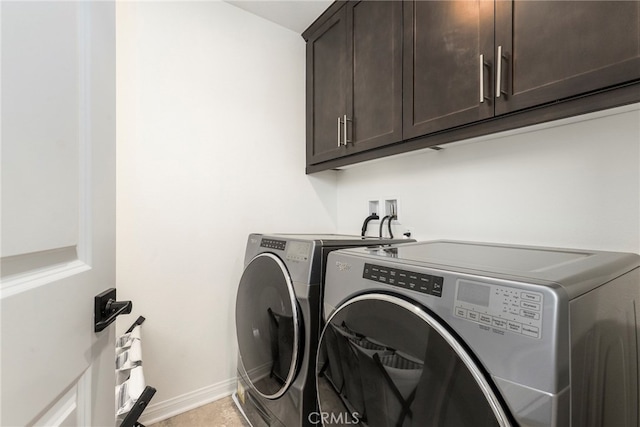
317;240;640;427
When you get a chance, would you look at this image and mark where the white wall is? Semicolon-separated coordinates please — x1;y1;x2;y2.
336;105;640;254
115;1;336;421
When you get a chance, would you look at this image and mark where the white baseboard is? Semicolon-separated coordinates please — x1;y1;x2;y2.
138;377;237;425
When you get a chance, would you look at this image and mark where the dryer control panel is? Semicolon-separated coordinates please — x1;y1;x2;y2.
260;238;286;251
454;279;543;339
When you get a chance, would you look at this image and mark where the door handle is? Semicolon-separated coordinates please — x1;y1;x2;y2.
337;115;352;147
343;114;351;145
496;45;508;98
479;54;490;103
94;288;132;332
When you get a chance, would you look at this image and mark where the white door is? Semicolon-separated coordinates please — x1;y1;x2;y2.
1;2;117;426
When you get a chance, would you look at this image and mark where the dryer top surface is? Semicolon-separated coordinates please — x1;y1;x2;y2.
263;233;410;247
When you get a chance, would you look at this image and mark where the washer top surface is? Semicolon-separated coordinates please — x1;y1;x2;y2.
339;240;639;299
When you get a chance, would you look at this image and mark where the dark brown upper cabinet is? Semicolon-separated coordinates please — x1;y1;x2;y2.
403;1;496;140
304;1;640;172
495;1;640;115
304;1;403;166
404;0;640;140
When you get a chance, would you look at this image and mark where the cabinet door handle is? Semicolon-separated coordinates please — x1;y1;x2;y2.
337;116;342;147
496;45;503;98
343;114;351;145
479;54;485;103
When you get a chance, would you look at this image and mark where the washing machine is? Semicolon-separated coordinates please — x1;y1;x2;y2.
316;240;640;427
233;233;413;427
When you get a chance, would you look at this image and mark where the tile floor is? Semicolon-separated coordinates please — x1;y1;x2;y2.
149;396;249;427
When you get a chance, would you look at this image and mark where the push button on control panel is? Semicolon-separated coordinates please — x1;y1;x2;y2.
507;321;522;334
521;301;541;311
521;325;540;338
478;314;492;325
491;318;508;329
520;309;540;320
521;292;541;302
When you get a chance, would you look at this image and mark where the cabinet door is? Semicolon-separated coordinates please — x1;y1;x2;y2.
348;0;403;151
403;0;495;140
496;1;640;115
306;7;349;165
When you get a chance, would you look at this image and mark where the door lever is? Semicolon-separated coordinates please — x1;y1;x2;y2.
94;288;133;332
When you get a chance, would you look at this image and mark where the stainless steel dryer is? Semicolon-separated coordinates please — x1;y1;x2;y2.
317;240;640;427
233;233;413;427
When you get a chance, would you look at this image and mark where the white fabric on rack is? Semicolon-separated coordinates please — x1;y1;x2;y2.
115;339;142;371
116;325;142;350
116;366;146;415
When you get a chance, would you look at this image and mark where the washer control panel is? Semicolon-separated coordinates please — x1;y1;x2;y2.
454;279;543;339
363;263;443;297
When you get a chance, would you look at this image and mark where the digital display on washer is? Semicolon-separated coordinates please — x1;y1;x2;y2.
363;263;443;297
457;281;491;307
260;238;286;251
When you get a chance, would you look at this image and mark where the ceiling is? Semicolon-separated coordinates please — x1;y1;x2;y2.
225;0;333;34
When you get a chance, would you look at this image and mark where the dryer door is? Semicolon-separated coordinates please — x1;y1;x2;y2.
316;293;513;427
236;253;301;399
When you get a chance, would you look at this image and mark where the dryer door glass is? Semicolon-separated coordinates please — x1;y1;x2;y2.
316;294;512;427
236;253;301;399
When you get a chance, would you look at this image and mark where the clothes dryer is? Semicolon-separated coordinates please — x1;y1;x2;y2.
317;240;640;427
233;233;412;427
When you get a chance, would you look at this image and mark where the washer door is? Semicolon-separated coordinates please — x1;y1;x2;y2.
236;253;301;399
316;294;513;427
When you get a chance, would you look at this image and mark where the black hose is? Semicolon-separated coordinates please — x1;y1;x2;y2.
379;215;391;238
388;214;396;239
361;213;379;237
